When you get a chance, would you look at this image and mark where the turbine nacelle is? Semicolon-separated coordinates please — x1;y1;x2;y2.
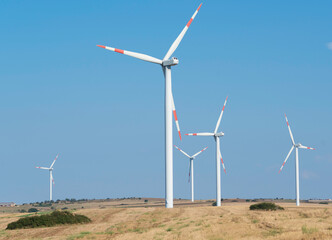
215;132;224;137
162;57;179;66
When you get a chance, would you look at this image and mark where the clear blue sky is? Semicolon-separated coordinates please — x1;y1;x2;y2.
0;0;331;204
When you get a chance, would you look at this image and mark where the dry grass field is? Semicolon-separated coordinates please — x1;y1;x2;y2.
0;199;331;240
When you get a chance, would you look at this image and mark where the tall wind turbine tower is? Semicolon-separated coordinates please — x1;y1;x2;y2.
97;4;202;208
36;154;59;201
174;145;208;202
279;114;315;206
186;97;228;207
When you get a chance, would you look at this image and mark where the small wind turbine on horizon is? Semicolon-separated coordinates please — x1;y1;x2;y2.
97;4;203;208
174;145;208;202
186;97;228;207
36;154;59;201
279;114;315;206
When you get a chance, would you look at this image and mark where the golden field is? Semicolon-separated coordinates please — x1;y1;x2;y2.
0;199;331;240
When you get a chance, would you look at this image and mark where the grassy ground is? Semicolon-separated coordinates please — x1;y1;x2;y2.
0;200;331;239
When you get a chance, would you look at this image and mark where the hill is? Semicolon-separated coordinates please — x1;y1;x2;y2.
0;199;331;239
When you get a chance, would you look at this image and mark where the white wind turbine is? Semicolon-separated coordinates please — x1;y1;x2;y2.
36;154;59;201
279;114;315;206
186;97;228;207
174;145;208;202
97;4;202;208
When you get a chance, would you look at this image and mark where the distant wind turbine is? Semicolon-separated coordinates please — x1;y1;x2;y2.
97;4;203;208
174;145;208;202
186;97;228;207
36;154;59;201
279;114;315;206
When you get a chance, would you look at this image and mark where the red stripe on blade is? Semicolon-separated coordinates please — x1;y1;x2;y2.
96;45;106;48
115;48;124;54
193;133;197;136
197;3;202;11
173;110;178;121
187;18;193;27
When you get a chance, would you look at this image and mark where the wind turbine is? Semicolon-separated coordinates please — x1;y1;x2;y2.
97;4;202;208
186;96;228;207
174;145;208;202
279;114;315;206
36;154;59;201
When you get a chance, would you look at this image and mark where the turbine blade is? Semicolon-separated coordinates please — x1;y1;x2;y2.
192;147;208;158
214;96;228;134
217;140;226;174
172;93;182;140
50;154;59;168
220;152;226;174
36;167;50;170
174;145;191;158
285;114;295;145
51;171;55;185
163;3;202;60
300;145;315;150
188;160;191;183
97;45;162;65
279;145;294;173
185;132;214;136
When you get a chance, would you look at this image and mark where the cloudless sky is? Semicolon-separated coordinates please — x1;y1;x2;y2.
0;0;331;204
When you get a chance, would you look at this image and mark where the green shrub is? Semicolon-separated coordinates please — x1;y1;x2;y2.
212;201;217;206
6;211;91;230
144;200;148;203
249;202;284;211
28;208;38;213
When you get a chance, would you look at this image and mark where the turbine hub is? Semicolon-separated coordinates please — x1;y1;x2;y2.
162;57;179;66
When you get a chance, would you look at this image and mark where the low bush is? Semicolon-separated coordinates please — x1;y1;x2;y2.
28;208;38;213
6;211;91;230
249;202;284;211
